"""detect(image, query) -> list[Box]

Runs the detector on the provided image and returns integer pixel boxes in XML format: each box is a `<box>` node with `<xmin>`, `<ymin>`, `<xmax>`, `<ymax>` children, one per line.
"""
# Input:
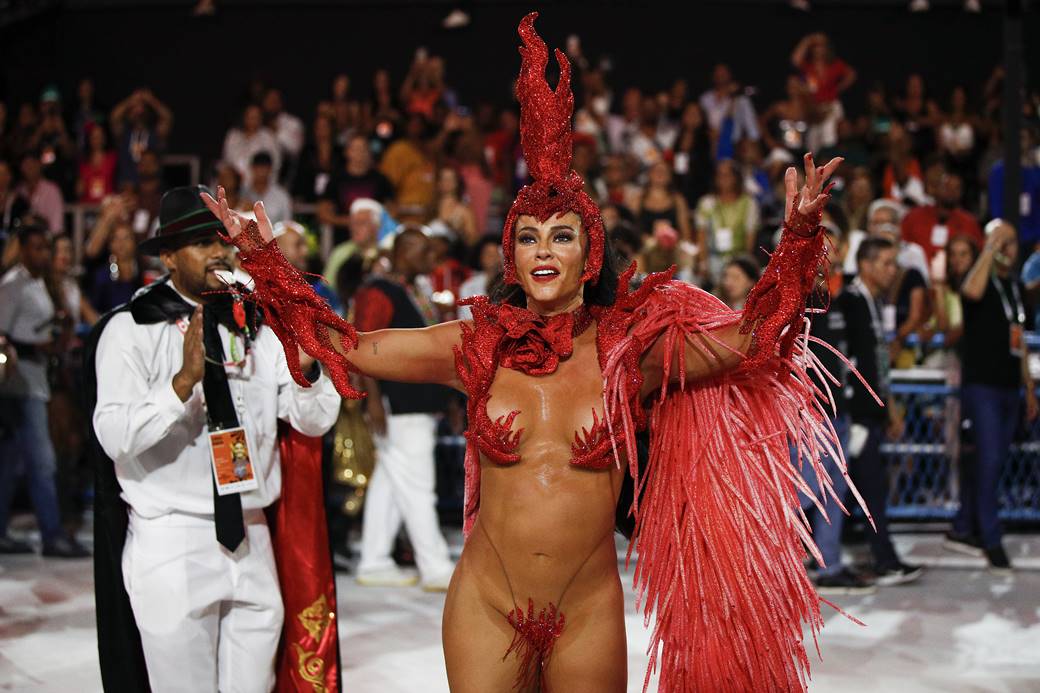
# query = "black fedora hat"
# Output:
<box><xmin>139</xmin><ymin>184</ymin><xmax>225</xmax><ymax>255</ymax></box>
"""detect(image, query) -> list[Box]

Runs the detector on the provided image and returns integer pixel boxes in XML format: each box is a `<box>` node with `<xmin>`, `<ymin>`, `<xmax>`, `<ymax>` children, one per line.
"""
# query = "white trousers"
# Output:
<box><xmin>358</xmin><ymin>412</ymin><xmax>453</xmax><ymax>579</ymax></box>
<box><xmin>122</xmin><ymin>509</ymin><xmax>283</xmax><ymax>693</ymax></box>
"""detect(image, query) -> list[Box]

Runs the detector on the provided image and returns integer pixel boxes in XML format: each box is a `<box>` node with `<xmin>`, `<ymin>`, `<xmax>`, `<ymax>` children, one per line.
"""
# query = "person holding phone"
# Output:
<box><xmin>949</xmin><ymin>219</ymin><xmax>1038</xmax><ymax>573</ymax></box>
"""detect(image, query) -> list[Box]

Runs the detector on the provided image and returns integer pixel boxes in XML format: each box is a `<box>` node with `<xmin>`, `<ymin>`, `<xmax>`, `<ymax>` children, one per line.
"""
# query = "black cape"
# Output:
<box><xmin>85</xmin><ymin>279</ymin><xmax>258</xmax><ymax>692</ymax></box>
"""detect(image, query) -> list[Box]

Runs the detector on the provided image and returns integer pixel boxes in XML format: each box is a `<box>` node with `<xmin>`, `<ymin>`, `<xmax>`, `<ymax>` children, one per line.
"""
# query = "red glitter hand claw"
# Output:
<box><xmin>230</xmin><ymin>221</ymin><xmax>364</xmax><ymax>400</ymax></box>
<box><xmin>741</xmin><ymin>192</ymin><xmax>827</xmax><ymax>370</ymax></box>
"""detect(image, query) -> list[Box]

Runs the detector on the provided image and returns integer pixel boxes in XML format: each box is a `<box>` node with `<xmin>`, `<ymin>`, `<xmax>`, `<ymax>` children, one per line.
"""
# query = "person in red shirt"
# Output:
<box><xmin>425</xmin><ymin>220</ymin><xmax>471</xmax><ymax>319</ymax></box>
<box><xmin>78</xmin><ymin>124</ymin><xmax>116</xmax><ymax>204</ymax></box>
<box><xmin>791</xmin><ymin>33</ymin><xmax>856</xmax><ymax>106</ymax></box>
<box><xmin>901</xmin><ymin>172</ymin><xmax>983</xmax><ymax>261</ymax></box>
<box><xmin>484</xmin><ymin>108</ymin><xmax>521</xmax><ymax>193</ymax></box>
<box><xmin>791</xmin><ymin>32</ymin><xmax>856</xmax><ymax>151</ymax></box>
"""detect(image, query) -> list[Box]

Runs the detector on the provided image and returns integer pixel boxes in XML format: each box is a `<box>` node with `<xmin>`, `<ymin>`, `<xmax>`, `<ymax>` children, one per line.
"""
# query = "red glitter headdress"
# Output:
<box><xmin>502</xmin><ymin>12</ymin><xmax>605</xmax><ymax>285</ymax></box>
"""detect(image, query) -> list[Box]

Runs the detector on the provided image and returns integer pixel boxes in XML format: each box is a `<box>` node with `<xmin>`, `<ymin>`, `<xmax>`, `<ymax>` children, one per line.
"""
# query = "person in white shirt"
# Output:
<box><xmin>242</xmin><ymin>151</ymin><xmax>292</xmax><ymax>225</ymax></box>
<box><xmin>0</xmin><ymin>224</ymin><xmax>89</xmax><ymax>558</ymax></box>
<box><xmin>261</xmin><ymin>88</ymin><xmax>305</xmax><ymax>161</ymax></box>
<box><xmin>222</xmin><ymin>104</ymin><xmax>282</xmax><ymax>189</ymax></box>
<box><xmin>91</xmin><ymin>186</ymin><xmax>339</xmax><ymax>693</ymax></box>
<box><xmin>698</xmin><ymin>64</ymin><xmax>761</xmax><ymax>149</ymax></box>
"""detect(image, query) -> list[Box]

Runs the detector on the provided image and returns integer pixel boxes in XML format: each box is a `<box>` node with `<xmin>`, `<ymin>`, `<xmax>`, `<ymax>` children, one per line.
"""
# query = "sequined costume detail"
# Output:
<box><xmin>504</xmin><ymin>599</ymin><xmax>566</xmax><ymax>691</ymax></box>
<box><xmin>227</xmin><ymin>220</ymin><xmax>364</xmax><ymax>400</ymax></box>
<box><xmin>501</xmin><ymin>13</ymin><xmax>605</xmax><ymax>285</ymax></box>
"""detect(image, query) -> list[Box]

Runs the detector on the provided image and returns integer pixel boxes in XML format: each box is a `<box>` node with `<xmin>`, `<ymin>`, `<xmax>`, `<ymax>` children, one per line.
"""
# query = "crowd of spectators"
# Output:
<box><xmin>2</xmin><ymin>31</ymin><xmax>1040</xmax><ymax>572</ymax></box>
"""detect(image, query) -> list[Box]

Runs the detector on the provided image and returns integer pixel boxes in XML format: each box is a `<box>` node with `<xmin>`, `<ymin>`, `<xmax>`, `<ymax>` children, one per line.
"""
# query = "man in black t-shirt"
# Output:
<box><xmin>317</xmin><ymin>133</ymin><xmax>394</xmax><ymax>240</ymax></box>
<box><xmin>838</xmin><ymin>237</ymin><xmax>923</xmax><ymax>586</ymax></box>
<box><xmin>948</xmin><ymin>220</ymin><xmax>1038</xmax><ymax>573</ymax></box>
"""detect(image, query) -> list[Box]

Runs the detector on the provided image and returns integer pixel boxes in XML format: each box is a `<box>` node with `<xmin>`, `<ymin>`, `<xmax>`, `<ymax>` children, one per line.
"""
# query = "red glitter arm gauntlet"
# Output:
<box><xmin>230</xmin><ymin>221</ymin><xmax>364</xmax><ymax>399</ymax></box>
<box><xmin>739</xmin><ymin>195</ymin><xmax>828</xmax><ymax>372</ymax></box>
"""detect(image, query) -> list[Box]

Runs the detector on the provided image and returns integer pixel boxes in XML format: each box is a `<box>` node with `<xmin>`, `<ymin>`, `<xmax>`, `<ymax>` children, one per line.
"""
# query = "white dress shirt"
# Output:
<box><xmin>272</xmin><ymin>112</ymin><xmax>305</xmax><ymax>158</ymax></box>
<box><xmin>0</xmin><ymin>264</ymin><xmax>55</xmax><ymax>400</ymax></box>
<box><xmin>92</xmin><ymin>283</ymin><xmax>341</xmax><ymax>518</ymax></box>
<box><xmin>222</xmin><ymin>128</ymin><xmax>283</xmax><ymax>189</ymax></box>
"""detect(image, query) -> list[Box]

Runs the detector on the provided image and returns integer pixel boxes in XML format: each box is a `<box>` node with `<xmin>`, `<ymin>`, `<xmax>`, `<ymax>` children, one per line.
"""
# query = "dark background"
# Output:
<box><xmin>1</xmin><ymin>1</ymin><xmax>1035</xmax><ymax>165</ymax></box>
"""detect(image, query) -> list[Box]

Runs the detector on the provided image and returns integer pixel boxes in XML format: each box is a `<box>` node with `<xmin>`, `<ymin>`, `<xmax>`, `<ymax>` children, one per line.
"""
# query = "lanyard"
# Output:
<box><xmin>992</xmin><ymin>275</ymin><xmax>1025</xmax><ymax>325</ymax></box>
<box><xmin>852</xmin><ymin>277</ymin><xmax>883</xmax><ymax>337</ymax></box>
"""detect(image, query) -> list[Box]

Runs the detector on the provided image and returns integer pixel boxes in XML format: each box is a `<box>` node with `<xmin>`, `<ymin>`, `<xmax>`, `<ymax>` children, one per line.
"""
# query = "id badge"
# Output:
<box><xmin>209</xmin><ymin>426</ymin><xmax>259</xmax><ymax>495</ymax></box>
<box><xmin>715</xmin><ymin>227</ymin><xmax>734</xmax><ymax>253</ymax></box>
<box><xmin>1021</xmin><ymin>192</ymin><xmax>1032</xmax><ymax>218</ymax></box>
<box><xmin>849</xmin><ymin>423</ymin><xmax>869</xmax><ymax>458</ymax></box>
<box><xmin>133</xmin><ymin>208</ymin><xmax>150</xmax><ymax>234</ymax></box>
<box><xmin>1010</xmin><ymin>324</ymin><xmax>1025</xmax><ymax>359</ymax></box>
<box><xmin>930</xmin><ymin>224</ymin><xmax>949</xmax><ymax>248</ymax></box>
<box><xmin>674</xmin><ymin>152</ymin><xmax>690</xmax><ymax>175</ymax></box>
<box><xmin>882</xmin><ymin>305</ymin><xmax>897</xmax><ymax>334</ymax></box>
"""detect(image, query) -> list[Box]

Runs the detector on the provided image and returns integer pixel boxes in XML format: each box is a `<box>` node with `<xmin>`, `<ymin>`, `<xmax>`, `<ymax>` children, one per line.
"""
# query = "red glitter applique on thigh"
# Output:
<box><xmin>504</xmin><ymin>598</ymin><xmax>565</xmax><ymax>691</ymax></box>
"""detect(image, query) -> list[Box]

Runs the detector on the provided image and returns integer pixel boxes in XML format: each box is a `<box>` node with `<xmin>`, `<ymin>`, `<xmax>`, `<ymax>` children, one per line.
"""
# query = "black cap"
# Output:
<box><xmin>250</xmin><ymin>150</ymin><xmax>274</xmax><ymax>168</ymax></box>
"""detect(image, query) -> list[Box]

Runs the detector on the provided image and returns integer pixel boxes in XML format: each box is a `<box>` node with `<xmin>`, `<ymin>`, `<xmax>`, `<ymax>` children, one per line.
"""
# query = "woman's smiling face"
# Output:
<box><xmin>513</xmin><ymin>211</ymin><xmax>587</xmax><ymax>315</ymax></box>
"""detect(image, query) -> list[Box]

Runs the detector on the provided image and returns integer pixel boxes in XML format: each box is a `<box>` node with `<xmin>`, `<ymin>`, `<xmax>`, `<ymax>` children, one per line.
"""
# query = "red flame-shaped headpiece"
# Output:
<box><xmin>501</xmin><ymin>12</ymin><xmax>605</xmax><ymax>285</ymax></box>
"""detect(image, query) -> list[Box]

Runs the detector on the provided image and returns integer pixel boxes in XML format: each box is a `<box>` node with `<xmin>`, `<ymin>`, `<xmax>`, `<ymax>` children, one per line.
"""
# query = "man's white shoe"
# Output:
<box><xmin>356</xmin><ymin>566</ymin><xmax>420</xmax><ymax>587</ymax></box>
<box><xmin>421</xmin><ymin>570</ymin><xmax>454</xmax><ymax>593</ymax></box>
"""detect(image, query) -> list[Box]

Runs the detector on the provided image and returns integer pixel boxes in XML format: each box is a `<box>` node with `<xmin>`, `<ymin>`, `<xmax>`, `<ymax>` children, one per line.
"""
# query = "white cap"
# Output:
<box><xmin>765</xmin><ymin>148</ymin><xmax>795</xmax><ymax>167</ymax></box>
<box><xmin>985</xmin><ymin>217</ymin><xmax>1008</xmax><ymax>236</ymax></box>
<box><xmin>349</xmin><ymin>197</ymin><xmax>384</xmax><ymax>218</ymax></box>
<box><xmin>425</xmin><ymin>219</ymin><xmax>457</xmax><ymax>243</ymax></box>
<box><xmin>272</xmin><ymin>220</ymin><xmax>306</xmax><ymax>239</ymax></box>
<box><xmin>867</xmin><ymin>198</ymin><xmax>907</xmax><ymax>224</ymax></box>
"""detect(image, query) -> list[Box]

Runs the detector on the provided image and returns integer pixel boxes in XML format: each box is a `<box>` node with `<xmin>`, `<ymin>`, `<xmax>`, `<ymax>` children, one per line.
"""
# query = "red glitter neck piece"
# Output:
<box><xmin>504</xmin><ymin>598</ymin><xmax>565</xmax><ymax>691</ymax></box>
<box><xmin>501</xmin><ymin>12</ymin><xmax>605</xmax><ymax>287</ymax></box>
<box><xmin>497</xmin><ymin>303</ymin><xmax>592</xmax><ymax>376</ymax></box>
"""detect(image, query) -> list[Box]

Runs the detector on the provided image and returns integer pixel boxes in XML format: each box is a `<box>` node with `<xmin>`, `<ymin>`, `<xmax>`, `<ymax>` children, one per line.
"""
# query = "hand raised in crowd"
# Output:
<box><xmin>784</xmin><ymin>153</ymin><xmax>843</xmax><ymax>225</ymax></box>
<box><xmin>985</xmin><ymin>222</ymin><xmax>1016</xmax><ymax>254</ymax></box>
<box><xmin>201</xmin><ymin>185</ymin><xmax>275</xmax><ymax>246</ymax></box>
<box><xmin>173</xmin><ymin>306</ymin><xmax>205</xmax><ymax>402</ymax></box>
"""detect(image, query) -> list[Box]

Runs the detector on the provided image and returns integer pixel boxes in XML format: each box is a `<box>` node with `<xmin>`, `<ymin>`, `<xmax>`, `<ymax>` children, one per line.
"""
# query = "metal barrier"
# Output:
<box><xmin>883</xmin><ymin>368</ymin><xmax>1040</xmax><ymax>522</ymax></box>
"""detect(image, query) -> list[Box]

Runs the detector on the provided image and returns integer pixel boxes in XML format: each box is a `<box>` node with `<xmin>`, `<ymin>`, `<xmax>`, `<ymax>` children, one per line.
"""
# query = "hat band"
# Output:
<box><xmin>160</xmin><ymin>211</ymin><xmax>223</xmax><ymax>236</ymax></box>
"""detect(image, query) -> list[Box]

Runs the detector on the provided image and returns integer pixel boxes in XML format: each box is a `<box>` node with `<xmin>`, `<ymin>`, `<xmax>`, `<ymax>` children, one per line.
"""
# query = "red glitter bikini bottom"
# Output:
<box><xmin>504</xmin><ymin>598</ymin><xmax>566</xmax><ymax>691</ymax></box>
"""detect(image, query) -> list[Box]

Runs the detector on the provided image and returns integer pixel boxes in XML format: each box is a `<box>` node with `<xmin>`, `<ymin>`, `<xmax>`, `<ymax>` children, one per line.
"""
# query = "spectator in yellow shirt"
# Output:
<box><xmin>380</xmin><ymin>113</ymin><xmax>435</xmax><ymax>221</ymax></box>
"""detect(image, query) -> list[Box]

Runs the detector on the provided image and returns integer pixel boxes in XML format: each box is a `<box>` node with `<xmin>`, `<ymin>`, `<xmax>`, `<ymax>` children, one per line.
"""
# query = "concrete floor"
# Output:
<box><xmin>1</xmin><ymin>530</ymin><xmax>1038</xmax><ymax>692</ymax></box>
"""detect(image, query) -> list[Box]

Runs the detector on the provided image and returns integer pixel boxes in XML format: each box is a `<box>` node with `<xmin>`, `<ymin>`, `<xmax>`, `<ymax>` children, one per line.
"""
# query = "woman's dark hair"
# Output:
<box><xmin>488</xmin><ymin>227</ymin><xmax>620</xmax><ymax>309</ymax></box>
<box><xmin>335</xmin><ymin>253</ymin><xmax>368</xmax><ymax>305</ymax></box>
<box><xmin>439</xmin><ymin>165</ymin><xmax>466</xmax><ymax>199</ymax></box>
<box><xmin>725</xmin><ymin>254</ymin><xmax>761</xmax><ymax>284</ymax></box>
<box><xmin>946</xmin><ymin>233</ymin><xmax>980</xmax><ymax>290</ymax></box>
<box><xmin>467</xmin><ymin>232</ymin><xmax>501</xmax><ymax>271</ymax></box>
<box><xmin>713</xmin><ymin>158</ymin><xmax>744</xmax><ymax>196</ymax></box>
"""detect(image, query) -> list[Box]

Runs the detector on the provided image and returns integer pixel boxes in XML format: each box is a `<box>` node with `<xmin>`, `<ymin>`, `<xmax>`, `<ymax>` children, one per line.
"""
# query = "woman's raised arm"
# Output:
<box><xmin>201</xmin><ymin>187</ymin><xmax>464</xmax><ymax>396</ymax></box>
<box><xmin>640</xmin><ymin>153</ymin><xmax>841</xmax><ymax>398</ymax></box>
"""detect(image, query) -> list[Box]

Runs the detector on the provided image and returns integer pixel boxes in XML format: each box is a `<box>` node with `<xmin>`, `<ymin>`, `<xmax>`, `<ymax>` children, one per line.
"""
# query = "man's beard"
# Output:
<box><xmin>183</xmin><ymin>262</ymin><xmax>232</xmax><ymax>300</ymax></box>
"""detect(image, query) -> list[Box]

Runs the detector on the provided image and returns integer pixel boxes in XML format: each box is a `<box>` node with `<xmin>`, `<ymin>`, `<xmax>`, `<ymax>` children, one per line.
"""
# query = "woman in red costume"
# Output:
<box><xmin>204</xmin><ymin>13</ymin><xmax>865</xmax><ymax>692</ymax></box>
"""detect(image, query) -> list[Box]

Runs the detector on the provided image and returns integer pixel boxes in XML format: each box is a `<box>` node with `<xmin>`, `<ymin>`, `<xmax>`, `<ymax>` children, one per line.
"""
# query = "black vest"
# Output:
<box><xmin>367</xmin><ymin>277</ymin><xmax>449</xmax><ymax>415</ymax></box>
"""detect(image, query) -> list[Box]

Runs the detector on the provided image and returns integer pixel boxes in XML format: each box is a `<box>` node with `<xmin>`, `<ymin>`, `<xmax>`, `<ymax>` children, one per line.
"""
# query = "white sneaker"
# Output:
<box><xmin>357</xmin><ymin>566</ymin><xmax>420</xmax><ymax>587</ymax></box>
<box><xmin>420</xmin><ymin>570</ymin><xmax>455</xmax><ymax>593</ymax></box>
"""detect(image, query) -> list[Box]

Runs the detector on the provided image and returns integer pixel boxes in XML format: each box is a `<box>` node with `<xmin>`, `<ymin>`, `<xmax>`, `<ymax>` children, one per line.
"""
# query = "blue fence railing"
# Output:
<box><xmin>881</xmin><ymin>371</ymin><xmax>1040</xmax><ymax>522</ymax></box>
